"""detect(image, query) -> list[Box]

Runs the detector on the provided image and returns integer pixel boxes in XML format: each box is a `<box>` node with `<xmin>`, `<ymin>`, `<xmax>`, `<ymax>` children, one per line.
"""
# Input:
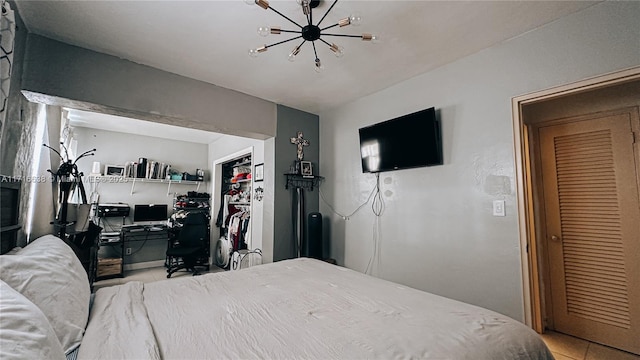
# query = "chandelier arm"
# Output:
<box><xmin>321</xmin><ymin>33</ymin><xmax>364</xmax><ymax>38</ymax></box>
<box><xmin>265</xmin><ymin>35</ymin><xmax>303</xmax><ymax>49</ymax></box>
<box><xmin>280</xmin><ymin>29</ymin><xmax>303</xmax><ymax>34</ymax></box>
<box><xmin>316</xmin><ymin>0</ymin><xmax>339</xmax><ymax>27</ymax></box>
<box><xmin>268</xmin><ymin>6</ymin><xmax>304</xmax><ymax>29</ymax></box>
<box><xmin>318</xmin><ymin>38</ymin><xmax>332</xmax><ymax>47</ymax></box>
<box><xmin>292</xmin><ymin>39</ymin><xmax>307</xmax><ymax>56</ymax></box>
<box><xmin>312</xmin><ymin>41</ymin><xmax>319</xmax><ymax>59</ymax></box>
<box><xmin>320</xmin><ymin>23</ymin><xmax>339</xmax><ymax>32</ymax></box>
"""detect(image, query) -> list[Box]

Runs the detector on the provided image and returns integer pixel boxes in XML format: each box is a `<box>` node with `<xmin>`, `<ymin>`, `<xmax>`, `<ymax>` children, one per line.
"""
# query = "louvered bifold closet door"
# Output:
<box><xmin>539</xmin><ymin>108</ymin><xmax>640</xmax><ymax>355</ymax></box>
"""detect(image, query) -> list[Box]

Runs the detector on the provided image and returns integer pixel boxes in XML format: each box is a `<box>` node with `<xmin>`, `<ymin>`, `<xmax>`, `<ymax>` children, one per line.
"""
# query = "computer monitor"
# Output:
<box><xmin>133</xmin><ymin>204</ymin><xmax>168</xmax><ymax>225</ymax></box>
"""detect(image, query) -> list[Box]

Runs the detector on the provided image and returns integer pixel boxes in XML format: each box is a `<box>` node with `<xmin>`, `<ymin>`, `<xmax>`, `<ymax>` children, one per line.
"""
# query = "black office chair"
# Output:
<box><xmin>166</xmin><ymin>212</ymin><xmax>208</xmax><ymax>278</ymax></box>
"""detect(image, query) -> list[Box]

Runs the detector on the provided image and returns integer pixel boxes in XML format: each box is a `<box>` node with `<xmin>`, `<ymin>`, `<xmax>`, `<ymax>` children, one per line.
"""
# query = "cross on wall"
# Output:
<box><xmin>290</xmin><ymin>131</ymin><xmax>309</xmax><ymax>161</ymax></box>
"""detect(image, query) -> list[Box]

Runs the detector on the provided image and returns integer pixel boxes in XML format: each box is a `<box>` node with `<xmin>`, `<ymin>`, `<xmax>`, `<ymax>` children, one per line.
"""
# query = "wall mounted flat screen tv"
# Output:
<box><xmin>133</xmin><ymin>204</ymin><xmax>168</xmax><ymax>223</ymax></box>
<box><xmin>359</xmin><ymin>107</ymin><xmax>442</xmax><ymax>173</ymax></box>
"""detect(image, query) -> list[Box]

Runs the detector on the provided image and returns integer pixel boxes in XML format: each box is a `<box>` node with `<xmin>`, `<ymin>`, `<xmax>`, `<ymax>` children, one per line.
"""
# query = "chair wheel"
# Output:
<box><xmin>167</xmin><ymin>274</ymin><xmax>171</xmax><ymax>278</ymax></box>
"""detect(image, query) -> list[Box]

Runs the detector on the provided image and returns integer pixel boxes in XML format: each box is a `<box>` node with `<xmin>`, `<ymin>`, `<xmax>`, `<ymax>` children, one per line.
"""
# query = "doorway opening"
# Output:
<box><xmin>512</xmin><ymin>67</ymin><xmax>640</xmax><ymax>354</ymax></box>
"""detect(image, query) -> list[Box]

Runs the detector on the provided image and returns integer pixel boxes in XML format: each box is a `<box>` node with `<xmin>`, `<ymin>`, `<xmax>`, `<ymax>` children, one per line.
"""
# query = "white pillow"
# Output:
<box><xmin>0</xmin><ymin>235</ymin><xmax>90</xmax><ymax>354</ymax></box>
<box><xmin>0</xmin><ymin>279</ymin><xmax>66</xmax><ymax>360</ymax></box>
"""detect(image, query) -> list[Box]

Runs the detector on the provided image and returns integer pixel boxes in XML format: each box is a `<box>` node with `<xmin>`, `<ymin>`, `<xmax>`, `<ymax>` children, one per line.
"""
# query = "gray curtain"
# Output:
<box><xmin>0</xmin><ymin>0</ymin><xmax>16</xmax><ymax>143</ymax></box>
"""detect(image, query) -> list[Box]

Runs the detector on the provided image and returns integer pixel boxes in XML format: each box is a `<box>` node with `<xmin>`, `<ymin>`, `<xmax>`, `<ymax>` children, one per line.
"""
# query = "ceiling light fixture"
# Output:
<box><xmin>246</xmin><ymin>0</ymin><xmax>378</xmax><ymax>72</ymax></box>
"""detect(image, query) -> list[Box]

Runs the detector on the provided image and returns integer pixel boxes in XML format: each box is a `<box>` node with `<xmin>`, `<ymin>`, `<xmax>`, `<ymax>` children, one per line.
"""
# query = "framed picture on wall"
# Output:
<box><xmin>254</xmin><ymin>163</ymin><xmax>264</xmax><ymax>182</ymax></box>
<box><xmin>104</xmin><ymin>165</ymin><xmax>125</xmax><ymax>177</ymax></box>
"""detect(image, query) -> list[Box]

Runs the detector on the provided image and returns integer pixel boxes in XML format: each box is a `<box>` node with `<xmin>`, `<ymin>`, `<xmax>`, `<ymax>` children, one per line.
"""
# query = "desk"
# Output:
<box><xmin>97</xmin><ymin>232</ymin><xmax>124</xmax><ymax>280</ymax></box>
<box><xmin>96</xmin><ymin>226</ymin><xmax>169</xmax><ymax>280</ymax></box>
<box><xmin>122</xmin><ymin>225</ymin><xmax>169</xmax><ymax>266</ymax></box>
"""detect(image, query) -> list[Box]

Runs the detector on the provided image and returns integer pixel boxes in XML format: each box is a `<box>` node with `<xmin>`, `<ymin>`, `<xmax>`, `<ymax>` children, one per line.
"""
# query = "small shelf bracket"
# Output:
<box><xmin>284</xmin><ymin>174</ymin><xmax>324</xmax><ymax>191</ymax></box>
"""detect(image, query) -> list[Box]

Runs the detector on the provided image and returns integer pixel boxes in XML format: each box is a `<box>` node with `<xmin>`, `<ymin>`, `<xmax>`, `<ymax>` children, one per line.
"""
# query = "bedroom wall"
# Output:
<box><xmin>318</xmin><ymin>1</ymin><xmax>640</xmax><ymax>322</ymax></box>
<box><xmin>20</xmin><ymin>35</ymin><xmax>277</xmax><ymax>140</ymax></box>
<box><xmin>74</xmin><ymin>127</ymin><xmax>208</xmax><ymax>265</ymax></box>
<box><xmin>273</xmin><ymin>105</ymin><xmax>319</xmax><ymax>261</ymax></box>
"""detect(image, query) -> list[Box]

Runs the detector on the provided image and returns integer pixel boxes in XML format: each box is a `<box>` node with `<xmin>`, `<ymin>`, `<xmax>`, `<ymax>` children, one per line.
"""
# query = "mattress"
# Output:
<box><xmin>78</xmin><ymin>258</ymin><xmax>553</xmax><ymax>359</ymax></box>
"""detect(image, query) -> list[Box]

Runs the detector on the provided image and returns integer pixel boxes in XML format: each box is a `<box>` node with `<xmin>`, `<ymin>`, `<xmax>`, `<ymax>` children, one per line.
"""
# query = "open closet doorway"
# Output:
<box><xmin>211</xmin><ymin>147</ymin><xmax>259</xmax><ymax>270</ymax></box>
<box><xmin>513</xmin><ymin>68</ymin><xmax>640</xmax><ymax>355</ymax></box>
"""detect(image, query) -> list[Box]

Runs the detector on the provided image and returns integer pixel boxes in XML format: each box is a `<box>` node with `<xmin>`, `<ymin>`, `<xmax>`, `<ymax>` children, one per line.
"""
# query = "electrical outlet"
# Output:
<box><xmin>125</xmin><ymin>247</ymin><xmax>132</xmax><ymax>255</ymax></box>
<box><xmin>493</xmin><ymin>200</ymin><xmax>506</xmax><ymax>217</ymax></box>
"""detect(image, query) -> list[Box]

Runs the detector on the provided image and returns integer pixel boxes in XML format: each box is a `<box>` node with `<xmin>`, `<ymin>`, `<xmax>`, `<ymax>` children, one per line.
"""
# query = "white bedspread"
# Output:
<box><xmin>79</xmin><ymin>258</ymin><xmax>553</xmax><ymax>359</ymax></box>
<box><xmin>77</xmin><ymin>282</ymin><xmax>160</xmax><ymax>360</ymax></box>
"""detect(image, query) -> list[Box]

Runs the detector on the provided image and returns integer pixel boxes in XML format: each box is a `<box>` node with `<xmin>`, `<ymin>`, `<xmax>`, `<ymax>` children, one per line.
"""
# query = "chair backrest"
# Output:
<box><xmin>177</xmin><ymin>212</ymin><xmax>208</xmax><ymax>248</ymax></box>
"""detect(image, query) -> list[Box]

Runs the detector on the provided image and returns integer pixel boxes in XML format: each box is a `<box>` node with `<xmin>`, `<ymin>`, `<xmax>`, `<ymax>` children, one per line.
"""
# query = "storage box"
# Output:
<box><xmin>97</xmin><ymin>258</ymin><xmax>122</xmax><ymax>277</ymax></box>
<box><xmin>183</xmin><ymin>173</ymin><xmax>200</xmax><ymax>181</ymax></box>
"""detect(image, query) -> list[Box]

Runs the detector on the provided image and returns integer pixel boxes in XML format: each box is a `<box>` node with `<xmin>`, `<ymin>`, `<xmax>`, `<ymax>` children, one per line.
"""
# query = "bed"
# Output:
<box><xmin>1</xmin><ymin>234</ymin><xmax>553</xmax><ymax>360</ymax></box>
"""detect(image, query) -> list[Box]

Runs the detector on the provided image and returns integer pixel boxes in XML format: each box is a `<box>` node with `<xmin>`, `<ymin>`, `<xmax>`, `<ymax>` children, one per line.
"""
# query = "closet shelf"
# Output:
<box><xmin>284</xmin><ymin>174</ymin><xmax>324</xmax><ymax>191</ymax></box>
<box><xmin>232</xmin><ymin>160</ymin><xmax>252</xmax><ymax>167</ymax></box>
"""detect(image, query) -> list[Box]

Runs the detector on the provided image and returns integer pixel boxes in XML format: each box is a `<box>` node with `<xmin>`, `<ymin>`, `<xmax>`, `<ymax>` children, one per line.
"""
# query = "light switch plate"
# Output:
<box><xmin>493</xmin><ymin>200</ymin><xmax>506</xmax><ymax>217</ymax></box>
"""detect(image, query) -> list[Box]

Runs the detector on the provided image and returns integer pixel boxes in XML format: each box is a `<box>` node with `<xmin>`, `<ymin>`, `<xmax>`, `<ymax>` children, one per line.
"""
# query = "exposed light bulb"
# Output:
<box><xmin>257</xmin><ymin>26</ymin><xmax>270</xmax><ymax>37</ymax></box>
<box><xmin>361</xmin><ymin>33</ymin><xmax>379</xmax><ymax>43</ymax></box>
<box><xmin>302</xmin><ymin>1</ymin><xmax>310</xmax><ymax>15</ymax></box>
<box><xmin>289</xmin><ymin>44</ymin><xmax>302</xmax><ymax>62</ymax></box>
<box><xmin>314</xmin><ymin>58</ymin><xmax>324</xmax><ymax>73</ymax></box>
<box><xmin>349</xmin><ymin>13</ymin><xmax>362</xmax><ymax>26</ymax></box>
<box><xmin>338</xmin><ymin>17</ymin><xmax>350</xmax><ymax>27</ymax></box>
<box><xmin>244</xmin><ymin>0</ymin><xmax>255</xmax><ymax>5</ymax></box>
<box><xmin>248</xmin><ymin>46</ymin><xmax>267</xmax><ymax>57</ymax></box>
<box><xmin>330</xmin><ymin>43</ymin><xmax>344</xmax><ymax>58</ymax></box>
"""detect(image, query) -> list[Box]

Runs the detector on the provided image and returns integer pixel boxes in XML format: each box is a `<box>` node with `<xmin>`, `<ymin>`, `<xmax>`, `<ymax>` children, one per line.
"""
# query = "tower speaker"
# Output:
<box><xmin>304</xmin><ymin>212</ymin><xmax>323</xmax><ymax>259</ymax></box>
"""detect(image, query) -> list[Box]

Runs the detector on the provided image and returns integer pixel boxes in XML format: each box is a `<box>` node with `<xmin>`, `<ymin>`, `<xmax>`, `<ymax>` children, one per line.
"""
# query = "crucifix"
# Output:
<box><xmin>290</xmin><ymin>131</ymin><xmax>310</xmax><ymax>161</ymax></box>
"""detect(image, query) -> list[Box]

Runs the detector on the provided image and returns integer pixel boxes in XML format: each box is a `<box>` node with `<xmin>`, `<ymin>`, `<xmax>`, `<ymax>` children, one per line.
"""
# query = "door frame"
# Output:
<box><xmin>511</xmin><ymin>66</ymin><xmax>640</xmax><ymax>332</ymax></box>
<box><xmin>211</xmin><ymin>147</ymin><xmax>254</xmax><ymax>253</ymax></box>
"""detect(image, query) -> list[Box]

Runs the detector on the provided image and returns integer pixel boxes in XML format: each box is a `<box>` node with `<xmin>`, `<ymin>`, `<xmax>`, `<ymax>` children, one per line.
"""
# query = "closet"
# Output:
<box><xmin>212</xmin><ymin>149</ymin><xmax>253</xmax><ymax>269</ymax></box>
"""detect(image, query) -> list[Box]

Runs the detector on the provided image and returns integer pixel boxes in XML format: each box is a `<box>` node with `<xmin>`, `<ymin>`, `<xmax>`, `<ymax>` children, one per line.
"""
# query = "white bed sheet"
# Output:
<box><xmin>79</xmin><ymin>258</ymin><xmax>553</xmax><ymax>360</ymax></box>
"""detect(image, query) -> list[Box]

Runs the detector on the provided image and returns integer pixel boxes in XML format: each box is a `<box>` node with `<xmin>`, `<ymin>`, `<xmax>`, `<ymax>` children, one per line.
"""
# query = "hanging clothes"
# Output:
<box><xmin>226</xmin><ymin>209</ymin><xmax>250</xmax><ymax>251</ymax></box>
<box><xmin>216</xmin><ymin>189</ymin><xmax>240</xmax><ymax>228</ymax></box>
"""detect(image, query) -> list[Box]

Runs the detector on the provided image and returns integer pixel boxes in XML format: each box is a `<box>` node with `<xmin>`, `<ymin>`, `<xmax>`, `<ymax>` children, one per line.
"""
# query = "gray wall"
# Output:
<box><xmin>273</xmin><ymin>105</ymin><xmax>319</xmax><ymax>261</ymax></box>
<box><xmin>318</xmin><ymin>1</ymin><xmax>640</xmax><ymax>322</ymax></box>
<box><xmin>21</xmin><ymin>35</ymin><xmax>277</xmax><ymax>140</ymax></box>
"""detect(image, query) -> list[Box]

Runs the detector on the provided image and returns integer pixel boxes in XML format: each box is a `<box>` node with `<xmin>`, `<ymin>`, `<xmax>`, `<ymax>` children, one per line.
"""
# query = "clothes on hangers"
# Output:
<box><xmin>215</xmin><ymin>189</ymin><xmax>240</xmax><ymax>228</ymax></box>
<box><xmin>227</xmin><ymin>210</ymin><xmax>250</xmax><ymax>251</ymax></box>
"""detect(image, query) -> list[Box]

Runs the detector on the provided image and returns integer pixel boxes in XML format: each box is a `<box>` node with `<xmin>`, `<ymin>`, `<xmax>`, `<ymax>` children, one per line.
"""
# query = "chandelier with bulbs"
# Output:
<box><xmin>246</xmin><ymin>0</ymin><xmax>378</xmax><ymax>72</ymax></box>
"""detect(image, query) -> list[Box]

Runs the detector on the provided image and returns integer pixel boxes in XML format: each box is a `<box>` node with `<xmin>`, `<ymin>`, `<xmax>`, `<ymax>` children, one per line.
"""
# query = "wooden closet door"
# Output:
<box><xmin>538</xmin><ymin>108</ymin><xmax>640</xmax><ymax>355</ymax></box>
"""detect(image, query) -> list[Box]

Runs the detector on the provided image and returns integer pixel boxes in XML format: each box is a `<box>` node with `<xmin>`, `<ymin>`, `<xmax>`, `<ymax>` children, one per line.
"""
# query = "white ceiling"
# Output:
<box><xmin>15</xmin><ymin>0</ymin><xmax>598</xmax><ymax>137</ymax></box>
<box><xmin>66</xmin><ymin>108</ymin><xmax>225</xmax><ymax>144</ymax></box>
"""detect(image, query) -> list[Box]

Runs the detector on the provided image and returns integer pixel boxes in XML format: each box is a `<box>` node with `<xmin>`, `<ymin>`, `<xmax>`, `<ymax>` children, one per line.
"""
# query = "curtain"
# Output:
<box><xmin>0</xmin><ymin>0</ymin><xmax>16</xmax><ymax>135</ymax></box>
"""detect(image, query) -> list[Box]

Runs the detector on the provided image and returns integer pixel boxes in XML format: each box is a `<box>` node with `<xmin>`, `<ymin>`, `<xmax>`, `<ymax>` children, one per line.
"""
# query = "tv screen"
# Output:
<box><xmin>359</xmin><ymin>107</ymin><xmax>442</xmax><ymax>173</ymax></box>
<box><xmin>133</xmin><ymin>204</ymin><xmax>168</xmax><ymax>223</ymax></box>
